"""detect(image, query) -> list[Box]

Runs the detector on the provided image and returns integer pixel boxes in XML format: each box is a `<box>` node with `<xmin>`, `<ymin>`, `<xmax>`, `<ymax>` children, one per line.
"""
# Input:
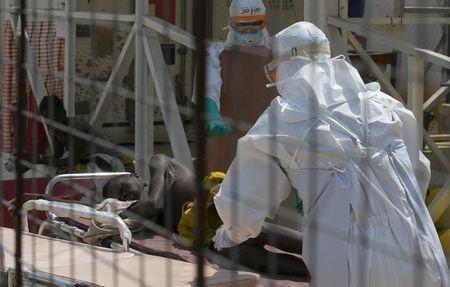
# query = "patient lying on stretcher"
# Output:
<box><xmin>16</xmin><ymin>154</ymin><xmax>309</xmax><ymax>277</ymax></box>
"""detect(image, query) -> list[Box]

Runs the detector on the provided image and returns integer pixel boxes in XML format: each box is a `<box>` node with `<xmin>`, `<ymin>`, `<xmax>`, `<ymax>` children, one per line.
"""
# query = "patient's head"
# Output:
<box><xmin>39</xmin><ymin>95</ymin><xmax>67</xmax><ymax>124</ymax></box>
<box><xmin>103</xmin><ymin>174</ymin><xmax>145</xmax><ymax>201</ymax></box>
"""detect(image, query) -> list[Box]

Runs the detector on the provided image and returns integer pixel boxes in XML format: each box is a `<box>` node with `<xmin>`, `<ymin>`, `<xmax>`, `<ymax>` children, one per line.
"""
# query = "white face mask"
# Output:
<box><xmin>232</xmin><ymin>30</ymin><xmax>263</xmax><ymax>46</ymax></box>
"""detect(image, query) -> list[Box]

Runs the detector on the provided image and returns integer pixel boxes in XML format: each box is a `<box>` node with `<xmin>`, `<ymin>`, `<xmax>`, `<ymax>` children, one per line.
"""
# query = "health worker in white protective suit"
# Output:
<box><xmin>204</xmin><ymin>0</ymin><xmax>270</xmax><ymax>139</ymax></box>
<box><xmin>212</xmin><ymin>22</ymin><xmax>449</xmax><ymax>287</ymax></box>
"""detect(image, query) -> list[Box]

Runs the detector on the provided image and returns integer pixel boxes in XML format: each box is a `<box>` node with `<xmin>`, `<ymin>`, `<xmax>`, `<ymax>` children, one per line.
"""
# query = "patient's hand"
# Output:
<box><xmin>120</xmin><ymin>200</ymin><xmax>159</xmax><ymax>223</ymax></box>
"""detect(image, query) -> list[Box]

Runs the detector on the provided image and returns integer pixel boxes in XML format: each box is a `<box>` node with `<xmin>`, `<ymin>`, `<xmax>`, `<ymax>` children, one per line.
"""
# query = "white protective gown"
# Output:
<box><xmin>214</xmin><ymin>57</ymin><xmax>449</xmax><ymax>287</ymax></box>
<box><xmin>204</xmin><ymin>29</ymin><xmax>269</xmax><ymax>109</ymax></box>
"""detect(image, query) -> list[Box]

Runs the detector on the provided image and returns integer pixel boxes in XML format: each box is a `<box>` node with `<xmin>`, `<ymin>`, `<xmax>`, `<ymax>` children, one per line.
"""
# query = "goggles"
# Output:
<box><xmin>230</xmin><ymin>15</ymin><xmax>266</xmax><ymax>34</ymax></box>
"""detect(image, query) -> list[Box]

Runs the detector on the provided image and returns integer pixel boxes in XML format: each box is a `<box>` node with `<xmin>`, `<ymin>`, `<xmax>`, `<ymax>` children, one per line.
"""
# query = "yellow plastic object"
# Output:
<box><xmin>177</xmin><ymin>172</ymin><xmax>225</xmax><ymax>245</ymax></box>
<box><xmin>427</xmin><ymin>186</ymin><xmax>450</xmax><ymax>224</ymax></box>
<box><xmin>439</xmin><ymin>229</ymin><xmax>450</xmax><ymax>255</ymax></box>
<box><xmin>75</xmin><ymin>164</ymin><xmax>87</xmax><ymax>173</ymax></box>
<box><xmin>121</xmin><ymin>155</ymin><xmax>134</xmax><ymax>166</ymax></box>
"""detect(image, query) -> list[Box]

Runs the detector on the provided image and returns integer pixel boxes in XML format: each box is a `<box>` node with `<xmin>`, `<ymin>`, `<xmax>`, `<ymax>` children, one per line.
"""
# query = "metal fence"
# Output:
<box><xmin>0</xmin><ymin>0</ymin><xmax>449</xmax><ymax>286</ymax></box>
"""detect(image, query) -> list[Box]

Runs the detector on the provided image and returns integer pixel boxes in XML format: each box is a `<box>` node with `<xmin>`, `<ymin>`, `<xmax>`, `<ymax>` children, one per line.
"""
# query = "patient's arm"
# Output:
<box><xmin>214</xmin><ymin>222</ymin><xmax>307</xmax><ymax>277</ymax></box>
<box><xmin>124</xmin><ymin>154</ymin><xmax>196</xmax><ymax>230</ymax></box>
<box><xmin>259</xmin><ymin>222</ymin><xmax>303</xmax><ymax>254</ymax></box>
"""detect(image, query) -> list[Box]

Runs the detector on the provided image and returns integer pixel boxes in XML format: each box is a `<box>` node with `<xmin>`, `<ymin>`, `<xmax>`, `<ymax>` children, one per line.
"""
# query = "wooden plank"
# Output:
<box><xmin>89</xmin><ymin>24</ymin><xmax>136</xmax><ymax>128</ymax></box>
<box><xmin>440</xmin><ymin>103</ymin><xmax>450</xmax><ymax>115</ymax></box>
<box><xmin>424</xmin><ymin>84</ymin><xmax>450</xmax><ymax>112</ymax></box>
<box><xmin>439</xmin><ymin>229</ymin><xmax>450</xmax><ymax>254</ymax></box>
<box><xmin>348</xmin><ymin>32</ymin><xmax>450</xmax><ymax>173</ymax></box>
<box><xmin>0</xmin><ymin>228</ymin><xmax>261</xmax><ymax>287</ymax></box>
<box><xmin>348</xmin><ymin>33</ymin><xmax>404</xmax><ymax>103</ymax></box>
<box><xmin>347</xmin><ymin>17</ymin><xmax>450</xmax><ymax>25</ymax></box>
<box><xmin>338</xmin><ymin>0</ymin><xmax>349</xmax><ymax>44</ymax></box>
<box><xmin>404</xmin><ymin>6</ymin><xmax>450</xmax><ymax>14</ymax></box>
<box><xmin>9</xmin><ymin>8</ymin><xmax>135</xmax><ymax>23</ymax></box>
<box><xmin>428</xmin><ymin>180</ymin><xmax>450</xmax><ymax>223</ymax></box>
<box><xmin>63</xmin><ymin>0</ymin><xmax>76</xmax><ymax>117</ymax></box>
<box><xmin>328</xmin><ymin>26</ymin><xmax>350</xmax><ymax>59</ymax></box>
<box><xmin>142</xmin><ymin>16</ymin><xmax>195</xmax><ymax>50</ymax></box>
<box><xmin>430</xmin><ymin>134</ymin><xmax>450</xmax><ymax>142</ymax></box>
<box><xmin>328</xmin><ymin>16</ymin><xmax>450</xmax><ymax>69</ymax></box>
<box><xmin>407</xmin><ymin>55</ymin><xmax>424</xmax><ymax>147</ymax></box>
<box><xmin>424</xmin><ymin>131</ymin><xmax>450</xmax><ymax>173</ymax></box>
<box><xmin>143</xmin><ymin>29</ymin><xmax>193</xmax><ymax>171</ymax></box>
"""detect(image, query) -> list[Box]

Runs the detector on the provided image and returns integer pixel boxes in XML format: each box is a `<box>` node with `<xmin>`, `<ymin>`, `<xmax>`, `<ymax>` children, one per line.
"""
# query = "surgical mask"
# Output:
<box><xmin>232</xmin><ymin>30</ymin><xmax>264</xmax><ymax>46</ymax></box>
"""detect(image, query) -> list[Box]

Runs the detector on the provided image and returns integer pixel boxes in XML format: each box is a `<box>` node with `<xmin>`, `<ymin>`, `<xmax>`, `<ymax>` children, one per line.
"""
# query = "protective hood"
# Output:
<box><xmin>225</xmin><ymin>0</ymin><xmax>269</xmax><ymax>48</ymax></box>
<box><xmin>272</xmin><ymin>57</ymin><xmax>366</xmax><ymax>122</ymax></box>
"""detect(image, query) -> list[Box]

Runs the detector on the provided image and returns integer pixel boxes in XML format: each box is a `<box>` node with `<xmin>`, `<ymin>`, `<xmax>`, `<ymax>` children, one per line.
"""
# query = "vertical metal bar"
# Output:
<box><xmin>87</xmin><ymin>0</ymin><xmax>98</xmax><ymax>284</ymax></box>
<box><xmin>0</xmin><ymin>0</ymin><xmax>3</xmax><ymax>119</ymax></box>
<box><xmin>304</xmin><ymin>0</ymin><xmax>327</xmax><ymax>32</ymax></box>
<box><xmin>135</xmin><ymin>0</ymin><xmax>150</xmax><ymax>181</ymax></box>
<box><xmin>407</xmin><ymin>55</ymin><xmax>425</xmax><ymax>149</ymax></box>
<box><xmin>0</xmin><ymin>0</ymin><xmax>5</xmax><ymax>281</ymax></box>
<box><xmin>193</xmin><ymin>0</ymin><xmax>208</xmax><ymax>284</ymax></box>
<box><xmin>14</xmin><ymin>0</ymin><xmax>26</xmax><ymax>286</ymax></box>
<box><xmin>447</xmin><ymin>0</ymin><xmax>450</xmax><ymax>103</ymax></box>
<box><xmin>64</xmin><ymin>0</ymin><xmax>76</xmax><ymax>117</ymax></box>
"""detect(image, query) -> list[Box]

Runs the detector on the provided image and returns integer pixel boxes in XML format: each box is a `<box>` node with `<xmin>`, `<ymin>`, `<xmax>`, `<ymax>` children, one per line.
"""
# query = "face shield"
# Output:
<box><xmin>264</xmin><ymin>44</ymin><xmax>331</xmax><ymax>85</ymax></box>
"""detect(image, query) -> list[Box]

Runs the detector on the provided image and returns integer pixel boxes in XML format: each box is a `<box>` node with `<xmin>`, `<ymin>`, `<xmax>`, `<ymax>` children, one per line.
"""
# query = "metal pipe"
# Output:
<box><xmin>134</xmin><ymin>0</ymin><xmax>150</xmax><ymax>181</ymax></box>
<box><xmin>63</xmin><ymin>0</ymin><xmax>76</xmax><ymax>118</ymax></box>
<box><xmin>193</xmin><ymin>0</ymin><xmax>208</xmax><ymax>284</ymax></box>
<box><xmin>44</xmin><ymin>172</ymin><xmax>130</xmax><ymax>219</ymax></box>
<box><xmin>22</xmin><ymin>199</ymin><xmax>132</xmax><ymax>252</ymax></box>
<box><xmin>14</xmin><ymin>0</ymin><xmax>27</xmax><ymax>285</ymax></box>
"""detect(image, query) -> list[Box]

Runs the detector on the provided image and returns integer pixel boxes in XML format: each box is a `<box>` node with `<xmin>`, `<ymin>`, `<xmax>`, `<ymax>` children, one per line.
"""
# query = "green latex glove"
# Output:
<box><xmin>205</xmin><ymin>98</ymin><xmax>231</xmax><ymax>138</ymax></box>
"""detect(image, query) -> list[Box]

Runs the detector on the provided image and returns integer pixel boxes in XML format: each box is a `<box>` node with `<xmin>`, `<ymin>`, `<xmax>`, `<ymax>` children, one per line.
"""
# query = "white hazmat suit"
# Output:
<box><xmin>213</xmin><ymin>22</ymin><xmax>449</xmax><ymax>287</ymax></box>
<box><xmin>205</xmin><ymin>0</ymin><xmax>270</xmax><ymax>113</ymax></box>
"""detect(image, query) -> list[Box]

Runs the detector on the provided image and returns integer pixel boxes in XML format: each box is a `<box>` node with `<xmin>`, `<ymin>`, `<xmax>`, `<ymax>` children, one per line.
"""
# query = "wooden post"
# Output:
<box><xmin>407</xmin><ymin>55</ymin><xmax>424</xmax><ymax>148</ymax></box>
<box><xmin>339</xmin><ymin>0</ymin><xmax>348</xmax><ymax>45</ymax></box>
<box><xmin>89</xmin><ymin>25</ymin><xmax>136</xmax><ymax>128</ymax></box>
<box><xmin>143</xmin><ymin>29</ymin><xmax>193</xmax><ymax>171</ymax></box>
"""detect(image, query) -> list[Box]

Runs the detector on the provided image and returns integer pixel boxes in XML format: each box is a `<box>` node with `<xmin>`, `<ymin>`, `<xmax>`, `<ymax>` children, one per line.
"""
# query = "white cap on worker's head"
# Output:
<box><xmin>270</xmin><ymin>21</ymin><xmax>330</xmax><ymax>61</ymax></box>
<box><xmin>229</xmin><ymin>0</ymin><xmax>266</xmax><ymax>19</ymax></box>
